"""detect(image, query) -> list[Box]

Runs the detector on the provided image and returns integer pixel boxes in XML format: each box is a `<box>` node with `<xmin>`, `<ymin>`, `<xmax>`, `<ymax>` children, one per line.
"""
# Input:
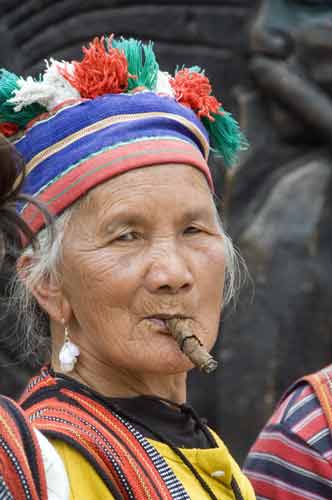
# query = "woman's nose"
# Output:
<box><xmin>249</xmin><ymin>1</ymin><xmax>294</xmax><ymax>59</ymax></box>
<box><xmin>144</xmin><ymin>244</ymin><xmax>194</xmax><ymax>295</ymax></box>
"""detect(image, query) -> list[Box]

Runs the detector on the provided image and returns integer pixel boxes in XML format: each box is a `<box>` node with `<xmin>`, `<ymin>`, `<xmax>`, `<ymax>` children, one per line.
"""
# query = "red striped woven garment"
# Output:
<box><xmin>0</xmin><ymin>396</ymin><xmax>47</xmax><ymax>500</ymax></box>
<box><xmin>244</xmin><ymin>366</ymin><xmax>332</xmax><ymax>500</ymax></box>
<box><xmin>20</xmin><ymin>367</ymin><xmax>190</xmax><ymax>500</ymax></box>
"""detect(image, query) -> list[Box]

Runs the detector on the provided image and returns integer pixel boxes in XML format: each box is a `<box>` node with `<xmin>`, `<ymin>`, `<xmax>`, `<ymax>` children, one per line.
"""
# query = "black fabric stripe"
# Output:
<box><xmin>20</xmin><ymin>385</ymin><xmax>59</xmax><ymax>410</ymax></box>
<box><xmin>231</xmin><ymin>477</ymin><xmax>245</xmax><ymax>500</ymax></box>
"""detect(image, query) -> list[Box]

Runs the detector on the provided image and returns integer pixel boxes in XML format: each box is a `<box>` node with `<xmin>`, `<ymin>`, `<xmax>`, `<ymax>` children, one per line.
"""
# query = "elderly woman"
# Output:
<box><xmin>0</xmin><ymin>36</ymin><xmax>255</xmax><ymax>499</ymax></box>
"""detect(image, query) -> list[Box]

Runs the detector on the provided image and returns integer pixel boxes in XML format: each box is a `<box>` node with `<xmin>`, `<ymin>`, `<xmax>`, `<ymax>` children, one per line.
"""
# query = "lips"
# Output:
<box><xmin>148</xmin><ymin>317</ymin><xmax>168</xmax><ymax>329</ymax></box>
<box><xmin>145</xmin><ymin>314</ymin><xmax>189</xmax><ymax>332</ymax></box>
<box><xmin>146</xmin><ymin>314</ymin><xmax>188</xmax><ymax>320</ymax></box>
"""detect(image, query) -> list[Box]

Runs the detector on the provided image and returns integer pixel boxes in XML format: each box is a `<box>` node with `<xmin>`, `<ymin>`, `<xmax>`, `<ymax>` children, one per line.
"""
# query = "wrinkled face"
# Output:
<box><xmin>250</xmin><ymin>0</ymin><xmax>332</xmax><ymax>138</ymax></box>
<box><xmin>59</xmin><ymin>164</ymin><xmax>226</xmax><ymax>375</ymax></box>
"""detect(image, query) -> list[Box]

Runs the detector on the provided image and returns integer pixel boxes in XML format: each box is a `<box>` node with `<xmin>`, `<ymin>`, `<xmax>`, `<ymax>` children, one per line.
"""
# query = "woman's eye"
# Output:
<box><xmin>116</xmin><ymin>231</ymin><xmax>140</xmax><ymax>242</ymax></box>
<box><xmin>184</xmin><ymin>226</ymin><xmax>201</xmax><ymax>235</ymax></box>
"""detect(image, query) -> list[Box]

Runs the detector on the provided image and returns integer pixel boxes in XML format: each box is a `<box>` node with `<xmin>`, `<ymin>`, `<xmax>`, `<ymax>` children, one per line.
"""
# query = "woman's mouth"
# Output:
<box><xmin>145</xmin><ymin>315</ymin><xmax>188</xmax><ymax>333</ymax></box>
<box><xmin>148</xmin><ymin>317</ymin><xmax>168</xmax><ymax>329</ymax></box>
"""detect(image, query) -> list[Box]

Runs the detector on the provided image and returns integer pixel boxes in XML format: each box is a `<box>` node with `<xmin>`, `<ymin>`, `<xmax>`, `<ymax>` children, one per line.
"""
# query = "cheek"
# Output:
<box><xmin>62</xmin><ymin>250</ymin><xmax>143</xmax><ymax>332</ymax></box>
<box><xmin>65</xmin><ymin>250</ymin><xmax>137</xmax><ymax>299</ymax></box>
<box><xmin>192</xmin><ymin>239</ymin><xmax>226</xmax><ymax>337</ymax></box>
<box><xmin>197</xmin><ymin>238</ymin><xmax>226</xmax><ymax>294</ymax></box>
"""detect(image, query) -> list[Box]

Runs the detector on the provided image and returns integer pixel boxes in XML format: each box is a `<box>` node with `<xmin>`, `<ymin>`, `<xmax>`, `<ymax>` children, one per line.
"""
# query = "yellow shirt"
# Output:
<box><xmin>52</xmin><ymin>432</ymin><xmax>255</xmax><ymax>500</ymax></box>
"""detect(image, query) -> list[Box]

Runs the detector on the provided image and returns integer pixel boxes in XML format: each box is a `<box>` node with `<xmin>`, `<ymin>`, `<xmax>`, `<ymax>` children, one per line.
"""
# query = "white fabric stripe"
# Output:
<box><xmin>285</xmin><ymin>393</ymin><xmax>316</xmax><ymax>419</ymax></box>
<box><xmin>323</xmin><ymin>449</ymin><xmax>332</xmax><ymax>461</ymax></box>
<box><xmin>307</xmin><ymin>428</ymin><xmax>330</xmax><ymax>446</ymax></box>
<box><xmin>292</xmin><ymin>408</ymin><xmax>323</xmax><ymax>433</ymax></box>
<box><xmin>258</xmin><ymin>430</ymin><xmax>328</xmax><ymax>463</ymax></box>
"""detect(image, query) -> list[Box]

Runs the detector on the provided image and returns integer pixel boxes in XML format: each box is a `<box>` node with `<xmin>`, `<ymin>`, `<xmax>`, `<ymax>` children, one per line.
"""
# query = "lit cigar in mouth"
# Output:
<box><xmin>166</xmin><ymin>318</ymin><xmax>218</xmax><ymax>374</ymax></box>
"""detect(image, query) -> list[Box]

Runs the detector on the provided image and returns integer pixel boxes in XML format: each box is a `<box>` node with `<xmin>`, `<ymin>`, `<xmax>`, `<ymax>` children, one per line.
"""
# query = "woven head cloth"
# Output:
<box><xmin>0</xmin><ymin>36</ymin><xmax>247</xmax><ymax>235</ymax></box>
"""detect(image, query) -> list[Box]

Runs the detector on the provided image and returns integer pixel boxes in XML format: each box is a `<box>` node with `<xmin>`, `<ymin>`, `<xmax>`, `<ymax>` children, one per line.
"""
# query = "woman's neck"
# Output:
<box><xmin>52</xmin><ymin>350</ymin><xmax>188</xmax><ymax>404</ymax></box>
<box><xmin>51</xmin><ymin>319</ymin><xmax>189</xmax><ymax>404</ymax></box>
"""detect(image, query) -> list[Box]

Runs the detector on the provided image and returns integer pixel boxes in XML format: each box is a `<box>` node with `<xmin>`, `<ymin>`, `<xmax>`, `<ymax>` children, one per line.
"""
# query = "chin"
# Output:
<box><xmin>146</xmin><ymin>346</ymin><xmax>197</xmax><ymax>375</ymax></box>
<box><xmin>151</xmin><ymin>348</ymin><xmax>196</xmax><ymax>375</ymax></box>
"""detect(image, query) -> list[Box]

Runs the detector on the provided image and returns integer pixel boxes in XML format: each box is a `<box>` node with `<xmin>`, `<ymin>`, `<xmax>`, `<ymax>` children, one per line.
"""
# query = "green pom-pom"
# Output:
<box><xmin>202</xmin><ymin>108</ymin><xmax>248</xmax><ymax>167</ymax></box>
<box><xmin>0</xmin><ymin>69</ymin><xmax>19</xmax><ymax>101</ymax></box>
<box><xmin>112</xmin><ymin>37</ymin><xmax>159</xmax><ymax>91</ymax></box>
<box><xmin>0</xmin><ymin>69</ymin><xmax>20</xmax><ymax>123</ymax></box>
<box><xmin>0</xmin><ymin>69</ymin><xmax>46</xmax><ymax>127</ymax></box>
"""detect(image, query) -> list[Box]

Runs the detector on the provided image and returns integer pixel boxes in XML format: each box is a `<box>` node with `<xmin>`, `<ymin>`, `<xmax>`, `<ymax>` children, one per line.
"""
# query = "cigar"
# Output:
<box><xmin>166</xmin><ymin>318</ymin><xmax>218</xmax><ymax>374</ymax></box>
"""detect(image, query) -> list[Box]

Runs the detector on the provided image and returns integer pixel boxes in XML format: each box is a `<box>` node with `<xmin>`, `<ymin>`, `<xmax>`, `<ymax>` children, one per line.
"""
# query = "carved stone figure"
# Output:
<box><xmin>220</xmin><ymin>0</ymin><xmax>332</xmax><ymax>462</ymax></box>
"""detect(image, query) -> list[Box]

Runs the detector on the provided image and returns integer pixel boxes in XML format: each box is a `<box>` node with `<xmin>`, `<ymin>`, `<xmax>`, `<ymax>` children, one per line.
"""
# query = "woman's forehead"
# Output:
<box><xmin>88</xmin><ymin>164</ymin><xmax>213</xmax><ymax>212</ymax></box>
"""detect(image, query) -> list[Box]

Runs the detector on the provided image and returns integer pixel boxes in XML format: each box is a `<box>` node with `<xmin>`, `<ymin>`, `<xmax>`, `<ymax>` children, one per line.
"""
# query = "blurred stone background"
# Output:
<box><xmin>1</xmin><ymin>0</ymin><xmax>332</xmax><ymax>464</ymax></box>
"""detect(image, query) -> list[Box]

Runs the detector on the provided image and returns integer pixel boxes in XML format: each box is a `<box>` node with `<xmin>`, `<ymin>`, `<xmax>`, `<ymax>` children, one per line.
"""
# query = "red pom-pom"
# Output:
<box><xmin>0</xmin><ymin>122</ymin><xmax>19</xmax><ymax>137</ymax></box>
<box><xmin>61</xmin><ymin>36</ymin><xmax>132</xmax><ymax>98</ymax></box>
<box><xmin>170</xmin><ymin>68</ymin><xmax>221</xmax><ymax>121</ymax></box>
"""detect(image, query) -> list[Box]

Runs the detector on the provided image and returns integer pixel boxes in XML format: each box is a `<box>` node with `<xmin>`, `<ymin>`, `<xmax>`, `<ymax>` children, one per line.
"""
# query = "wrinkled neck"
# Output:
<box><xmin>51</xmin><ymin>321</ymin><xmax>188</xmax><ymax>404</ymax></box>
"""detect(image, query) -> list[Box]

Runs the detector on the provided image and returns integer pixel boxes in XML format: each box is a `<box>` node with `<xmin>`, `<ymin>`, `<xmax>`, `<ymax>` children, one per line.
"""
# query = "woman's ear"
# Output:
<box><xmin>17</xmin><ymin>254</ymin><xmax>72</xmax><ymax>324</ymax></box>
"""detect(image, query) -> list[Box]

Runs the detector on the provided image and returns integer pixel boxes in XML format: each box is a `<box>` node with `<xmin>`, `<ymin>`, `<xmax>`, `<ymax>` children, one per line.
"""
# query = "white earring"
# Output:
<box><xmin>59</xmin><ymin>322</ymin><xmax>80</xmax><ymax>373</ymax></box>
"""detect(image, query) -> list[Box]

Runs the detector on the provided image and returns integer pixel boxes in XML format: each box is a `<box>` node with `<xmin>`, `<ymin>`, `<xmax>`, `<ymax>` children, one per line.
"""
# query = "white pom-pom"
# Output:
<box><xmin>155</xmin><ymin>71</ymin><xmax>174</xmax><ymax>97</ymax></box>
<box><xmin>10</xmin><ymin>76</ymin><xmax>45</xmax><ymax>112</ymax></box>
<box><xmin>9</xmin><ymin>59</ymin><xmax>80</xmax><ymax>112</ymax></box>
<box><xmin>42</xmin><ymin>59</ymin><xmax>80</xmax><ymax>109</ymax></box>
<box><xmin>59</xmin><ymin>339</ymin><xmax>80</xmax><ymax>373</ymax></box>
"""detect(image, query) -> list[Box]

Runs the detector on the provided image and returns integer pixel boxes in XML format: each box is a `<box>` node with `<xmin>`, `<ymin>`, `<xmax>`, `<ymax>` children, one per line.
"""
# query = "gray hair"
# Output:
<box><xmin>10</xmin><ymin>198</ymin><xmax>246</xmax><ymax>361</ymax></box>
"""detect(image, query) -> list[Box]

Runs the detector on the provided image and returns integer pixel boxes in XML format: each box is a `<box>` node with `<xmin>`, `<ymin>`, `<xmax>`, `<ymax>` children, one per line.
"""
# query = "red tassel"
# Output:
<box><xmin>61</xmin><ymin>36</ymin><xmax>132</xmax><ymax>98</ymax></box>
<box><xmin>0</xmin><ymin>122</ymin><xmax>19</xmax><ymax>137</ymax></box>
<box><xmin>171</xmin><ymin>68</ymin><xmax>221</xmax><ymax>121</ymax></box>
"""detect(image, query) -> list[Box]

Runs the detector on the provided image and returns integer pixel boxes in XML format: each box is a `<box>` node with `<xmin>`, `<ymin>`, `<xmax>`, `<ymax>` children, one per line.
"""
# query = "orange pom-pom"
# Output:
<box><xmin>170</xmin><ymin>68</ymin><xmax>221</xmax><ymax>121</ymax></box>
<box><xmin>61</xmin><ymin>36</ymin><xmax>132</xmax><ymax>98</ymax></box>
<box><xmin>0</xmin><ymin>122</ymin><xmax>19</xmax><ymax>137</ymax></box>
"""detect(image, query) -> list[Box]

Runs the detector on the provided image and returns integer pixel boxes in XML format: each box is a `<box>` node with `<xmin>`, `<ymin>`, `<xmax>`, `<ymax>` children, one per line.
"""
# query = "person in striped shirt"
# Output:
<box><xmin>244</xmin><ymin>365</ymin><xmax>332</xmax><ymax>500</ymax></box>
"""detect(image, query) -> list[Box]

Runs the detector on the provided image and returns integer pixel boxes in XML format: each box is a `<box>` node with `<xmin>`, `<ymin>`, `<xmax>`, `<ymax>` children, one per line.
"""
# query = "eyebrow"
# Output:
<box><xmin>101</xmin><ymin>204</ymin><xmax>216</xmax><ymax>231</ymax></box>
<box><xmin>180</xmin><ymin>207</ymin><xmax>216</xmax><ymax>223</ymax></box>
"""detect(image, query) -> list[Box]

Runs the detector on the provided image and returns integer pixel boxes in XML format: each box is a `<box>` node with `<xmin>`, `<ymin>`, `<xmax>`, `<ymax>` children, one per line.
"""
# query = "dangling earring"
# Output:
<box><xmin>59</xmin><ymin>321</ymin><xmax>80</xmax><ymax>373</ymax></box>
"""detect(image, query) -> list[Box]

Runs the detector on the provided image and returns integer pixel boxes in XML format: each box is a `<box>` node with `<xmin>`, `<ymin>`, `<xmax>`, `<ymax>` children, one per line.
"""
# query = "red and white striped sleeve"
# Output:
<box><xmin>244</xmin><ymin>384</ymin><xmax>332</xmax><ymax>500</ymax></box>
